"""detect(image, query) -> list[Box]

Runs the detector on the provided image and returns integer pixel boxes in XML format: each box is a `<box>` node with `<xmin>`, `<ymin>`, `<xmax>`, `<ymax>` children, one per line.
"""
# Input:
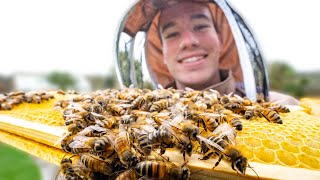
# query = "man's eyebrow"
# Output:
<box><xmin>191</xmin><ymin>13</ymin><xmax>210</xmax><ymax>21</ymax></box>
<box><xmin>161</xmin><ymin>22</ymin><xmax>176</xmax><ymax>33</ymax></box>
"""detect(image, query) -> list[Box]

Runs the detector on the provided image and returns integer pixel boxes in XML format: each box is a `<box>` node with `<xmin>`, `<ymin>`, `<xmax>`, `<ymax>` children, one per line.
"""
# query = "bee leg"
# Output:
<box><xmin>202</xmin><ymin>120</ymin><xmax>207</xmax><ymax>132</ymax></box>
<box><xmin>213</xmin><ymin>155</ymin><xmax>223</xmax><ymax>169</ymax></box>
<box><xmin>160</xmin><ymin>144</ymin><xmax>166</xmax><ymax>155</ymax></box>
<box><xmin>199</xmin><ymin>151</ymin><xmax>214</xmax><ymax>160</ymax></box>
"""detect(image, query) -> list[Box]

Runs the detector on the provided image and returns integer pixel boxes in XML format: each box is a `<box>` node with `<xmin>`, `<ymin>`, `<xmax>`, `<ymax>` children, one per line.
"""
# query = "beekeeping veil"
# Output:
<box><xmin>115</xmin><ymin>0</ymin><xmax>269</xmax><ymax>100</ymax></box>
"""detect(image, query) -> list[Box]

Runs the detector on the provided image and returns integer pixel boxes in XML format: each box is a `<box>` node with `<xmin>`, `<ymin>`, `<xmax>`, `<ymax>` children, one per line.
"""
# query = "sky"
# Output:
<box><xmin>1</xmin><ymin>0</ymin><xmax>320</xmax><ymax>76</ymax></box>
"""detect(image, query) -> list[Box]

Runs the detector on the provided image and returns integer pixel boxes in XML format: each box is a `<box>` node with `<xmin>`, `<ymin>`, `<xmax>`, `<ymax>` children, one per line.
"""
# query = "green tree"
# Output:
<box><xmin>46</xmin><ymin>71</ymin><xmax>76</xmax><ymax>90</ymax></box>
<box><xmin>268</xmin><ymin>61</ymin><xmax>309</xmax><ymax>98</ymax></box>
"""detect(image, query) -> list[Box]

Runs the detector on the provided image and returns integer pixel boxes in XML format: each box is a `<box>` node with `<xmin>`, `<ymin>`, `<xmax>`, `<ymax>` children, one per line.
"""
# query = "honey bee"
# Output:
<box><xmin>117</xmin><ymin>93</ymin><xmax>135</xmax><ymax>101</ymax></box>
<box><xmin>93</xmin><ymin>131</ymin><xmax>115</xmax><ymax>152</ymax></box>
<box><xmin>223</xmin><ymin>102</ymin><xmax>245</xmax><ymax>114</ymax></box>
<box><xmin>234</xmin><ymin>95</ymin><xmax>253</xmax><ymax>106</ymax></box>
<box><xmin>90</xmin><ymin>103</ymin><xmax>103</xmax><ymax>114</ymax></box>
<box><xmin>148</xmin><ymin>126</ymin><xmax>175</xmax><ymax>155</ymax></box>
<box><xmin>107</xmin><ymin>104</ymin><xmax>128</xmax><ymax>116</ymax></box>
<box><xmin>111</xmin><ymin>124</ymin><xmax>137</xmax><ymax>167</ymax></box>
<box><xmin>68</xmin><ymin>135</ymin><xmax>98</xmax><ymax>154</ymax></box>
<box><xmin>161</xmin><ymin>120</ymin><xmax>195</xmax><ymax>160</ymax></box>
<box><xmin>7</xmin><ymin>91</ymin><xmax>25</xmax><ymax>97</ymax></box>
<box><xmin>184</xmin><ymin>87</ymin><xmax>202</xmax><ymax>99</ymax></box>
<box><xmin>149</xmin><ymin>99</ymin><xmax>170</xmax><ymax>112</ymax></box>
<box><xmin>77</xmin><ymin>125</ymin><xmax>107</xmax><ymax>137</ymax></box>
<box><xmin>213</xmin><ymin>123</ymin><xmax>237</xmax><ymax>145</ymax></box>
<box><xmin>96</xmin><ymin>115</ymin><xmax>118</xmax><ymax>129</ymax></box>
<box><xmin>260</xmin><ymin>108</ymin><xmax>283</xmax><ymax>124</ymax></box>
<box><xmin>0</xmin><ymin>102</ymin><xmax>12</xmax><ymax>110</ymax></box>
<box><xmin>57</xmin><ymin>156</ymin><xmax>82</xmax><ymax>180</ymax></box>
<box><xmin>120</xmin><ymin>114</ymin><xmax>138</xmax><ymax>125</ymax></box>
<box><xmin>80</xmin><ymin>154</ymin><xmax>113</xmax><ymax>175</ymax></box>
<box><xmin>67</xmin><ymin>121</ymin><xmax>86</xmax><ymax>133</ymax></box>
<box><xmin>194</xmin><ymin>100</ymin><xmax>208</xmax><ymax>111</ymax></box>
<box><xmin>256</xmin><ymin>93</ymin><xmax>265</xmax><ymax>104</ymax></box>
<box><xmin>135</xmin><ymin>161</ymin><xmax>190</xmax><ymax>180</ymax></box>
<box><xmin>53</xmin><ymin>100</ymin><xmax>70</xmax><ymax>110</ymax></box>
<box><xmin>131</xmin><ymin>128</ymin><xmax>152</xmax><ymax>156</ymax></box>
<box><xmin>56</xmin><ymin>133</ymin><xmax>75</xmax><ymax>153</ymax></box>
<box><xmin>40</xmin><ymin>93</ymin><xmax>54</xmax><ymax>101</ymax></box>
<box><xmin>220</xmin><ymin>95</ymin><xmax>231</xmax><ymax>104</ymax></box>
<box><xmin>244</xmin><ymin>108</ymin><xmax>255</xmax><ymax>120</ymax></box>
<box><xmin>131</xmin><ymin>95</ymin><xmax>145</xmax><ymax>109</ymax></box>
<box><xmin>115</xmin><ymin>169</ymin><xmax>138</xmax><ymax>180</ymax></box>
<box><xmin>225</xmin><ymin>115</ymin><xmax>243</xmax><ymax>131</ymax></box>
<box><xmin>269</xmin><ymin>104</ymin><xmax>290</xmax><ymax>113</ymax></box>
<box><xmin>211</xmin><ymin>103</ymin><xmax>224</xmax><ymax>112</ymax></box>
<box><xmin>198</xmin><ymin>112</ymin><xmax>227</xmax><ymax>132</ymax></box>
<box><xmin>94</xmin><ymin>95</ymin><xmax>108</xmax><ymax>108</ymax></box>
<box><xmin>56</xmin><ymin>90</ymin><xmax>66</xmax><ymax>95</ymax></box>
<box><xmin>197</xmin><ymin>135</ymin><xmax>248</xmax><ymax>175</ymax></box>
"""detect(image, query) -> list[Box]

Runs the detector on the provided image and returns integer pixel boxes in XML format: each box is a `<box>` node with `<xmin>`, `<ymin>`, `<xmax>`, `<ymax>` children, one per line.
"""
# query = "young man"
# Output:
<box><xmin>158</xmin><ymin>1</ymin><xmax>242</xmax><ymax>96</ymax></box>
<box><xmin>158</xmin><ymin>1</ymin><xmax>299</xmax><ymax>105</ymax></box>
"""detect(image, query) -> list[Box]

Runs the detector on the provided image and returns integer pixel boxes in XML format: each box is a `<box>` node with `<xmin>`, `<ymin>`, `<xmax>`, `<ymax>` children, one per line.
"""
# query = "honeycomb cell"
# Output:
<box><xmin>266</xmin><ymin>133</ymin><xmax>286</xmax><ymax>143</ymax></box>
<box><xmin>254</xmin><ymin>127</ymin><xmax>272</xmax><ymax>134</ymax></box>
<box><xmin>276</xmin><ymin>150</ymin><xmax>298</xmax><ymax>166</ymax></box>
<box><xmin>262</xmin><ymin>139</ymin><xmax>280</xmax><ymax>150</ymax></box>
<box><xmin>252</xmin><ymin>132</ymin><xmax>267</xmax><ymax>139</ymax></box>
<box><xmin>281</xmin><ymin>141</ymin><xmax>300</xmax><ymax>153</ymax></box>
<box><xmin>298</xmin><ymin>153</ymin><xmax>320</xmax><ymax>169</ymax></box>
<box><xmin>285</xmin><ymin>135</ymin><xmax>302</xmax><ymax>146</ymax></box>
<box><xmin>243</xmin><ymin>137</ymin><xmax>262</xmax><ymax>147</ymax></box>
<box><xmin>304</xmin><ymin>139</ymin><xmax>320</xmax><ymax>149</ymax></box>
<box><xmin>301</xmin><ymin>146</ymin><xmax>320</xmax><ymax>158</ymax></box>
<box><xmin>254</xmin><ymin>147</ymin><xmax>276</xmax><ymax>163</ymax></box>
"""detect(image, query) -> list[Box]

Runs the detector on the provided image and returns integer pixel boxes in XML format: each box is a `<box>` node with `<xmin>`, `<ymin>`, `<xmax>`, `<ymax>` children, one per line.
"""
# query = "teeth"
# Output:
<box><xmin>182</xmin><ymin>56</ymin><xmax>203</xmax><ymax>63</ymax></box>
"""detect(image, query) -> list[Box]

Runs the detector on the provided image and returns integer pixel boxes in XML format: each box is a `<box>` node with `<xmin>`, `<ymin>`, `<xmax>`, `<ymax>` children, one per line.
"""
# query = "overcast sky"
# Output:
<box><xmin>1</xmin><ymin>0</ymin><xmax>320</xmax><ymax>76</ymax></box>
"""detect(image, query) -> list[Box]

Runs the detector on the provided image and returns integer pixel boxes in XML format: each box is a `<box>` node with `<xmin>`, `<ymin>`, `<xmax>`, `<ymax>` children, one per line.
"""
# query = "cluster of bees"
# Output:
<box><xmin>52</xmin><ymin>87</ymin><xmax>290</xmax><ymax>180</ymax></box>
<box><xmin>0</xmin><ymin>87</ymin><xmax>290</xmax><ymax>179</ymax></box>
<box><xmin>0</xmin><ymin>91</ymin><xmax>58</xmax><ymax>110</ymax></box>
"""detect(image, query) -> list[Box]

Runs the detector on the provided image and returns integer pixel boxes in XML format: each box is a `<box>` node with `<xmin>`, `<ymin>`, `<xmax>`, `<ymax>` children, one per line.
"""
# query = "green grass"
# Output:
<box><xmin>0</xmin><ymin>143</ymin><xmax>41</xmax><ymax>180</ymax></box>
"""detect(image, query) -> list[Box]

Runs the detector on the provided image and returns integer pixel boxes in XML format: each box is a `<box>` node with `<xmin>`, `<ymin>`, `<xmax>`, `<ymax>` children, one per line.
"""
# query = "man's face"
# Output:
<box><xmin>159</xmin><ymin>2</ymin><xmax>221</xmax><ymax>90</ymax></box>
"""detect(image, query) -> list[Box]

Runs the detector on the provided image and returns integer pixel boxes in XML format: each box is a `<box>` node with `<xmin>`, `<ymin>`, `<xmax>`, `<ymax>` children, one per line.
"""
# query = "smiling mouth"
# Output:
<box><xmin>179</xmin><ymin>55</ymin><xmax>208</xmax><ymax>63</ymax></box>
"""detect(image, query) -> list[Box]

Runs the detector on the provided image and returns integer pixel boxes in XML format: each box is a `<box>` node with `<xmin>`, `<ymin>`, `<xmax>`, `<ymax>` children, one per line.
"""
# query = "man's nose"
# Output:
<box><xmin>179</xmin><ymin>30</ymin><xmax>199</xmax><ymax>50</ymax></box>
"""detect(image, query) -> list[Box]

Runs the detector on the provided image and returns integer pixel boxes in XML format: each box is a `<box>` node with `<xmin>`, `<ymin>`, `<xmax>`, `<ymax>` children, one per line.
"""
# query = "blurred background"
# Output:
<box><xmin>0</xmin><ymin>0</ymin><xmax>320</xmax><ymax>180</ymax></box>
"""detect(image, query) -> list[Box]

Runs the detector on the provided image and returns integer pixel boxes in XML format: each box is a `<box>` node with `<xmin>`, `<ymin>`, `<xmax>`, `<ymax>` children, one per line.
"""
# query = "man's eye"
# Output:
<box><xmin>194</xmin><ymin>25</ymin><xmax>209</xmax><ymax>31</ymax></box>
<box><xmin>165</xmin><ymin>32</ymin><xmax>179</xmax><ymax>39</ymax></box>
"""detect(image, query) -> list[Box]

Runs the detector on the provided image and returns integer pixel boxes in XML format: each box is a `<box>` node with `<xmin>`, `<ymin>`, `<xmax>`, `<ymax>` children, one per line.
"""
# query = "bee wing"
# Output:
<box><xmin>63</xmin><ymin>114</ymin><xmax>81</xmax><ymax>118</ymax></box>
<box><xmin>141</xmin><ymin>124</ymin><xmax>157</xmax><ymax>133</ymax></box>
<box><xmin>153</xmin><ymin>111</ymin><xmax>171</xmax><ymax>117</ymax></box>
<box><xmin>213</xmin><ymin>123</ymin><xmax>237</xmax><ymax>145</ymax></box>
<box><xmin>245</xmin><ymin>106</ymin><xmax>256</xmax><ymax>110</ymax></box>
<box><xmin>69</xmin><ymin>135</ymin><xmax>93</xmax><ymax>148</ymax></box>
<box><xmin>90</xmin><ymin>112</ymin><xmax>103</xmax><ymax>117</ymax></box>
<box><xmin>185</xmin><ymin>87</ymin><xmax>195</xmax><ymax>91</ymax></box>
<box><xmin>209</xmin><ymin>89</ymin><xmax>221</xmax><ymax>97</ymax></box>
<box><xmin>117</xmin><ymin>103</ymin><xmax>132</xmax><ymax>108</ymax></box>
<box><xmin>196</xmin><ymin>135</ymin><xmax>225</xmax><ymax>153</ymax></box>
<box><xmin>160</xmin><ymin>121</ymin><xmax>182</xmax><ymax>142</ymax></box>
<box><xmin>170</xmin><ymin>113</ymin><xmax>184</xmax><ymax>125</ymax></box>
<box><xmin>233</xmin><ymin>94</ymin><xmax>244</xmax><ymax>101</ymax></box>
<box><xmin>145</xmin><ymin>118</ymin><xmax>156</xmax><ymax>126</ymax></box>
<box><xmin>200</xmin><ymin>112</ymin><xmax>223</xmax><ymax>117</ymax></box>
<box><xmin>77</xmin><ymin>125</ymin><xmax>104</xmax><ymax>136</ymax></box>
<box><xmin>54</xmin><ymin>132</ymin><xmax>70</xmax><ymax>147</ymax></box>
